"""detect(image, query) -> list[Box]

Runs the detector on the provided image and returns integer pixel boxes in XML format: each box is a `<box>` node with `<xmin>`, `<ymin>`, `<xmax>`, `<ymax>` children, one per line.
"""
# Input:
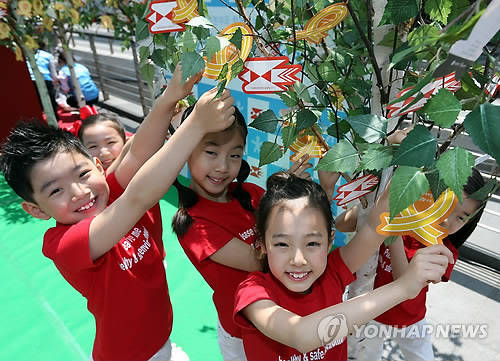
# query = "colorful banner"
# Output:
<box><xmin>377</xmin><ymin>189</ymin><xmax>458</xmax><ymax>247</ymax></box>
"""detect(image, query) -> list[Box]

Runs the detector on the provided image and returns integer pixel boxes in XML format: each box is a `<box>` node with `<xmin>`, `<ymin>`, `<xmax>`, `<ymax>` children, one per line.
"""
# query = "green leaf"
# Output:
<box><xmin>448</xmin><ymin>0</ymin><xmax>470</xmax><ymax>23</ymax></box>
<box><xmin>230</xmin><ymin>58</ymin><xmax>244</xmax><ymax>79</ymax></box>
<box><xmin>463</xmin><ymin>103</ymin><xmax>500</xmax><ymax>164</ymax></box>
<box><xmin>346</xmin><ymin>114</ymin><xmax>388</xmax><ymax>143</ymax></box>
<box><xmin>138</xmin><ymin>46</ymin><xmax>150</xmax><ymax>65</ymax></box>
<box><xmin>279</xmin><ymin>91</ymin><xmax>299</xmax><ymax>107</ymax></box>
<box><xmin>294</xmin><ymin>82</ymin><xmax>312</xmax><ymax>102</ymax></box>
<box><xmin>229</xmin><ymin>28</ymin><xmax>242</xmax><ymax>50</ymax></box>
<box><xmin>390</xmin><ymin>44</ymin><xmax>417</xmax><ymax>69</ymax></box>
<box><xmin>217</xmin><ymin>63</ymin><xmax>229</xmax><ymax>81</ymax></box>
<box><xmin>282</xmin><ymin>125</ymin><xmax>299</xmax><ymax>150</ymax></box>
<box><xmin>327</xmin><ymin>119</ymin><xmax>351</xmax><ymax>139</ymax></box>
<box><xmin>316</xmin><ymin>140</ymin><xmax>359</xmax><ymax>173</ymax></box>
<box><xmin>424</xmin><ymin>0</ymin><xmax>452</xmax><ymax>24</ymax></box>
<box><xmin>420</xmin><ymin>89</ymin><xmax>461</xmax><ymax>128</ymax></box>
<box><xmin>426</xmin><ymin>170</ymin><xmax>448</xmax><ymax>201</ymax></box>
<box><xmin>460</xmin><ymin>72</ymin><xmax>483</xmax><ymax>96</ymax></box>
<box><xmin>249</xmin><ymin>110</ymin><xmax>279</xmax><ymax>133</ymax></box>
<box><xmin>318</xmin><ymin>62</ymin><xmax>337</xmax><ymax>82</ymax></box>
<box><xmin>392</xmin><ymin>125</ymin><xmax>437</xmax><ymax>167</ymax></box>
<box><xmin>213</xmin><ymin>79</ymin><xmax>227</xmax><ymax>99</ymax></box>
<box><xmin>135</xmin><ymin>20</ymin><xmax>150</xmax><ymax>42</ymax></box>
<box><xmin>140</xmin><ymin>63</ymin><xmax>155</xmax><ymax>84</ymax></box>
<box><xmin>390</xmin><ymin>166</ymin><xmax>430</xmax><ymax>219</ymax></box>
<box><xmin>180</xmin><ymin>52</ymin><xmax>205</xmax><ymax>83</ymax></box>
<box><xmin>178</xmin><ymin>31</ymin><xmax>197</xmax><ymax>52</ymax></box>
<box><xmin>436</xmin><ymin>147</ymin><xmax>474</xmax><ymax>203</ymax></box>
<box><xmin>205</xmin><ymin>36</ymin><xmax>221</xmax><ymax>60</ymax></box>
<box><xmin>186</xmin><ymin>16</ymin><xmax>214</xmax><ymax>28</ymax></box>
<box><xmin>469</xmin><ymin>179</ymin><xmax>498</xmax><ymax>201</ymax></box>
<box><xmin>150</xmin><ymin>48</ymin><xmax>166</xmax><ymax>68</ymax></box>
<box><xmin>358</xmin><ymin>144</ymin><xmax>393</xmax><ymax>171</ymax></box>
<box><xmin>259</xmin><ymin>142</ymin><xmax>283</xmax><ymax>167</ymax></box>
<box><xmin>380</xmin><ymin>0</ymin><xmax>419</xmax><ymax>25</ymax></box>
<box><xmin>408</xmin><ymin>24</ymin><xmax>440</xmax><ymax>47</ymax></box>
<box><xmin>384</xmin><ymin>236</ymin><xmax>399</xmax><ymax>246</ymax></box>
<box><xmin>295</xmin><ymin>109</ymin><xmax>317</xmax><ymax>131</ymax></box>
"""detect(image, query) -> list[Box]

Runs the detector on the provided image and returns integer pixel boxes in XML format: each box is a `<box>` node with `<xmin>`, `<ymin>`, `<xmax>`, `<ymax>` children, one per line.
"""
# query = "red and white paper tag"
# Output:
<box><xmin>238</xmin><ymin>56</ymin><xmax>302</xmax><ymax>94</ymax></box>
<box><xmin>333</xmin><ymin>174</ymin><xmax>379</xmax><ymax>206</ymax></box>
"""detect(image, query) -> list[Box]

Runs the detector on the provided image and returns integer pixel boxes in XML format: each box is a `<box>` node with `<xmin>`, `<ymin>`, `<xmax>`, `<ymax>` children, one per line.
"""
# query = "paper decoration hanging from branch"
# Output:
<box><xmin>293</xmin><ymin>2</ymin><xmax>348</xmax><ymax>44</ymax></box>
<box><xmin>238</xmin><ymin>56</ymin><xmax>302</xmax><ymax>94</ymax></box>
<box><xmin>377</xmin><ymin>189</ymin><xmax>458</xmax><ymax>247</ymax></box>
<box><xmin>289</xmin><ymin>135</ymin><xmax>324</xmax><ymax>162</ymax></box>
<box><xmin>333</xmin><ymin>174</ymin><xmax>379</xmax><ymax>207</ymax></box>
<box><xmin>386</xmin><ymin>72</ymin><xmax>461</xmax><ymax>118</ymax></box>
<box><xmin>203</xmin><ymin>22</ymin><xmax>253</xmax><ymax>80</ymax></box>
<box><xmin>146</xmin><ymin>0</ymin><xmax>198</xmax><ymax>34</ymax></box>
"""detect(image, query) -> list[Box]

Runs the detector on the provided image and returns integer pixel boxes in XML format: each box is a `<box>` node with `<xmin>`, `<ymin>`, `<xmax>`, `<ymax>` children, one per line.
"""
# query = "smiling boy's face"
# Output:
<box><xmin>22</xmin><ymin>150</ymin><xmax>109</xmax><ymax>225</ymax></box>
<box><xmin>263</xmin><ymin>197</ymin><xmax>331</xmax><ymax>293</ymax></box>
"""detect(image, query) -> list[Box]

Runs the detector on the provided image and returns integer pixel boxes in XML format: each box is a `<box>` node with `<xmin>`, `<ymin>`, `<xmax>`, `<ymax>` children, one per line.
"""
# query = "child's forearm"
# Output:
<box><xmin>388</xmin><ymin>237</ymin><xmax>409</xmax><ymax>279</ymax></box>
<box><xmin>247</xmin><ymin>281</ymin><xmax>408</xmax><ymax>354</ymax></box>
<box><xmin>128</xmin><ymin>97</ymin><xmax>177</xmax><ymax>166</ymax></box>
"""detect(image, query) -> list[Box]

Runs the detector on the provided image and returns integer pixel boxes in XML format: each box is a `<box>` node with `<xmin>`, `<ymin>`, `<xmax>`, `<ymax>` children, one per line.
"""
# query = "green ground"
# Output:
<box><xmin>0</xmin><ymin>175</ymin><xmax>222</xmax><ymax>361</ymax></box>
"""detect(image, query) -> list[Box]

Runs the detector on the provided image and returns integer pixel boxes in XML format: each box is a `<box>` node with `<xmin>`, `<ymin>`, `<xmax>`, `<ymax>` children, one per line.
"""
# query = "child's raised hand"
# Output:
<box><xmin>187</xmin><ymin>88</ymin><xmax>235</xmax><ymax>134</ymax></box>
<box><xmin>387</xmin><ymin>126</ymin><xmax>414</xmax><ymax>145</ymax></box>
<box><xmin>398</xmin><ymin>244</ymin><xmax>454</xmax><ymax>299</ymax></box>
<box><xmin>287</xmin><ymin>154</ymin><xmax>313</xmax><ymax>180</ymax></box>
<box><xmin>162</xmin><ymin>63</ymin><xmax>203</xmax><ymax>104</ymax></box>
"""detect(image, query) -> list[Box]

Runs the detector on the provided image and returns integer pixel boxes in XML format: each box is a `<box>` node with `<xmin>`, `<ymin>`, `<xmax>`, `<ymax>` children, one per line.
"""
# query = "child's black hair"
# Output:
<box><xmin>171</xmin><ymin>104</ymin><xmax>253</xmax><ymax>238</ymax></box>
<box><xmin>78</xmin><ymin>113</ymin><xmax>126</xmax><ymax>143</ymax></box>
<box><xmin>0</xmin><ymin>120</ymin><xmax>93</xmax><ymax>203</ymax></box>
<box><xmin>256</xmin><ymin>172</ymin><xmax>334</xmax><ymax>245</ymax></box>
<box><xmin>447</xmin><ymin>167</ymin><xmax>486</xmax><ymax>249</ymax></box>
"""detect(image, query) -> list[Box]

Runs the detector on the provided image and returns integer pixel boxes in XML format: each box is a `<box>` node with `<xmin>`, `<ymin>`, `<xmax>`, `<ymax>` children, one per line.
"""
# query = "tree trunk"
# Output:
<box><xmin>23</xmin><ymin>46</ymin><xmax>58</xmax><ymax>127</ymax></box>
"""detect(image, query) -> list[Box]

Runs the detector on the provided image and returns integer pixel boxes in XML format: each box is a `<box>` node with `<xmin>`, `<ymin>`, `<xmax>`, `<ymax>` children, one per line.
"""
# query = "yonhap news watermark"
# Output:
<box><xmin>316</xmin><ymin>313</ymin><xmax>489</xmax><ymax>343</ymax></box>
<box><xmin>352</xmin><ymin>322</ymin><xmax>488</xmax><ymax>339</ymax></box>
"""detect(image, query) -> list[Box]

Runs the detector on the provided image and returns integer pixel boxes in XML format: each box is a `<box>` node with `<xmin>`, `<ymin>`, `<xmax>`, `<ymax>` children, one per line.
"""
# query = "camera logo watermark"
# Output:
<box><xmin>317</xmin><ymin>313</ymin><xmax>348</xmax><ymax>344</ymax></box>
<box><xmin>352</xmin><ymin>323</ymin><xmax>488</xmax><ymax>339</ymax></box>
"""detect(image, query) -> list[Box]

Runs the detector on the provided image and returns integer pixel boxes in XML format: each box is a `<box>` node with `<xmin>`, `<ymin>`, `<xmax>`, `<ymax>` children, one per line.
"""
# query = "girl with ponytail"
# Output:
<box><xmin>171</xmin><ymin>102</ymin><xmax>311</xmax><ymax>361</ymax></box>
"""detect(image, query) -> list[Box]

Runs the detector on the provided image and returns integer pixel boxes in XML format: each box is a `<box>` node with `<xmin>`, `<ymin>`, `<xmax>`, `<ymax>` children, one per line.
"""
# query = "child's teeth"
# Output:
<box><xmin>290</xmin><ymin>272</ymin><xmax>308</xmax><ymax>279</ymax></box>
<box><xmin>79</xmin><ymin>199</ymin><xmax>95</xmax><ymax>211</ymax></box>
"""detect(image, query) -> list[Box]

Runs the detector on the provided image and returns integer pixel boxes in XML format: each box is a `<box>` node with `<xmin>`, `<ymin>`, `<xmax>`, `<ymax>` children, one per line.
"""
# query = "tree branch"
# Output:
<box><xmin>346</xmin><ymin>1</ymin><xmax>389</xmax><ymax>104</ymax></box>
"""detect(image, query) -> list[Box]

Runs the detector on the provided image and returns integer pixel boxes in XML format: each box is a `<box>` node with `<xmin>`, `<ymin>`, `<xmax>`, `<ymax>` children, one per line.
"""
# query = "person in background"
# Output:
<box><xmin>57</xmin><ymin>50</ymin><xmax>99</xmax><ymax>108</ymax></box>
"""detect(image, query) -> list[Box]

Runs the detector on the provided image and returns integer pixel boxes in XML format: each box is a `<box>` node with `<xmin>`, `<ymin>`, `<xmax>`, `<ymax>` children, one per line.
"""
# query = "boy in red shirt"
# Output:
<box><xmin>0</xmin><ymin>66</ymin><xmax>236</xmax><ymax>360</ymax></box>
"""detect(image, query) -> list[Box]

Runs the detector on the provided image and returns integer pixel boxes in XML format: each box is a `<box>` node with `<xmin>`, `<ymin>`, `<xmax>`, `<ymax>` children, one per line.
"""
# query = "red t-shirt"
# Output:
<box><xmin>178</xmin><ymin>182</ymin><xmax>264</xmax><ymax>338</ymax></box>
<box><xmin>374</xmin><ymin>235</ymin><xmax>458</xmax><ymax>328</ymax></box>
<box><xmin>234</xmin><ymin>249</ymin><xmax>356</xmax><ymax>361</ymax></box>
<box><xmin>42</xmin><ymin>172</ymin><xmax>172</xmax><ymax>360</ymax></box>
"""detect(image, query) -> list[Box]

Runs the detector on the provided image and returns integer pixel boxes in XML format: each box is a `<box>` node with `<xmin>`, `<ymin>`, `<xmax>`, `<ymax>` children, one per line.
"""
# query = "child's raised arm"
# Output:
<box><xmin>88</xmin><ymin>88</ymin><xmax>235</xmax><ymax>260</ymax></box>
<box><xmin>338</xmin><ymin>184</ymin><xmax>390</xmax><ymax>273</ymax></box>
<box><xmin>242</xmin><ymin>244</ymin><xmax>453</xmax><ymax>354</ymax></box>
<box><xmin>114</xmin><ymin>63</ymin><xmax>202</xmax><ymax>188</ymax></box>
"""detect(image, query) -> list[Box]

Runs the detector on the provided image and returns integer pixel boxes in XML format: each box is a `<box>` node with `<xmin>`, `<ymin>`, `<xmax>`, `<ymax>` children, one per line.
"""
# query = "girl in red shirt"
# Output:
<box><xmin>171</xmin><ymin>105</ymin><xmax>312</xmax><ymax>360</ymax></box>
<box><xmin>346</xmin><ymin>168</ymin><xmax>486</xmax><ymax>361</ymax></box>
<box><xmin>233</xmin><ymin>172</ymin><xmax>455</xmax><ymax>361</ymax></box>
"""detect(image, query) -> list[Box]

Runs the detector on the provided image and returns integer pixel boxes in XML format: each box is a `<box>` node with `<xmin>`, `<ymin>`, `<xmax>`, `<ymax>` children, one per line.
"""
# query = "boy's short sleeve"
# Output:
<box><xmin>233</xmin><ymin>272</ymin><xmax>277</xmax><ymax>330</ymax></box>
<box><xmin>43</xmin><ymin>217</ymin><xmax>97</xmax><ymax>272</ymax></box>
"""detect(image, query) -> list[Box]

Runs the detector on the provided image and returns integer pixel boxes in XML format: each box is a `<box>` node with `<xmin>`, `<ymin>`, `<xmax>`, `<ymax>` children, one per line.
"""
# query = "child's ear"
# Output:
<box><xmin>21</xmin><ymin>201</ymin><xmax>51</xmax><ymax>220</ymax></box>
<box><xmin>94</xmin><ymin>157</ymin><xmax>105</xmax><ymax>174</ymax></box>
